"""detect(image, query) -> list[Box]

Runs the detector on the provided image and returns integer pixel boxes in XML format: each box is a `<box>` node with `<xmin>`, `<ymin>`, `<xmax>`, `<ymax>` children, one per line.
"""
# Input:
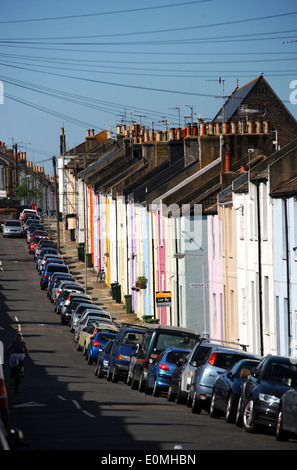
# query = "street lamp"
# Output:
<box><xmin>173</xmin><ymin>252</ymin><xmax>208</xmax><ymax>336</ymax></box>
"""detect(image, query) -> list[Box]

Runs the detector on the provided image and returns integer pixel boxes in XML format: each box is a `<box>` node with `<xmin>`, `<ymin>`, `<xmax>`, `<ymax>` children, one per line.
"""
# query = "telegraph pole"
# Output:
<box><xmin>52</xmin><ymin>156</ymin><xmax>60</xmax><ymax>252</ymax></box>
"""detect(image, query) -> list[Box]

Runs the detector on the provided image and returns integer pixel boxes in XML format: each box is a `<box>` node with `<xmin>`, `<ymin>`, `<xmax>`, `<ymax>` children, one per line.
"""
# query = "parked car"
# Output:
<box><xmin>209</xmin><ymin>358</ymin><xmax>261</xmax><ymax>422</ymax></box>
<box><xmin>188</xmin><ymin>346</ymin><xmax>259</xmax><ymax>414</ymax></box>
<box><xmin>25</xmin><ymin>220</ymin><xmax>43</xmax><ymax>234</ymax></box>
<box><xmin>236</xmin><ymin>354</ymin><xmax>297</xmax><ymax>433</ymax></box>
<box><xmin>39</xmin><ymin>256</ymin><xmax>64</xmax><ymax>275</ymax></box>
<box><xmin>51</xmin><ymin>279</ymin><xmax>81</xmax><ymax>303</ymax></box>
<box><xmin>95</xmin><ymin>340</ymin><xmax>115</xmax><ymax>378</ymax></box>
<box><xmin>276</xmin><ymin>379</ymin><xmax>297</xmax><ymax>441</ymax></box>
<box><xmin>69</xmin><ymin>304</ymin><xmax>105</xmax><ymax>333</ymax></box>
<box><xmin>40</xmin><ymin>263</ymin><xmax>70</xmax><ymax>289</ymax></box>
<box><xmin>47</xmin><ymin>273</ymin><xmax>75</xmax><ymax>300</ymax></box>
<box><xmin>29</xmin><ymin>229</ymin><xmax>49</xmax><ymax>244</ymax></box>
<box><xmin>131</xmin><ymin>325</ymin><xmax>200</xmax><ymax>392</ymax></box>
<box><xmin>34</xmin><ymin>240</ymin><xmax>57</xmax><ymax>259</ymax></box>
<box><xmin>166</xmin><ymin>354</ymin><xmax>190</xmax><ymax>402</ymax></box>
<box><xmin>75</xmin><ymin>315</ymin><xmax>113</xmax><ymax>346</ymax></box>
<box><xmin>19</xmin><ymin>209</ymin><xmax>37</xmax><ymax>223</ymax></box>
<box><xmin>58</xmin><ymin>292</ymin><xmax>91</xmax><ymax>315</ymax></box>
<box><xmin>2</xmin><ymin>220</ymin><xmax>23</xmax><ymax>238</ymax></box>
<box><xmin>55</xmin><ymin>288</ymin><xmax>87</xmax><ymax>313</ymax></box>
<box><xmin>146</xmin><ymin>347</ymin><xmax>191</xmax><ymax>397</ymax></box>
<box><xmin>29</xmin><ymin>234</ymin><xmax>50</xmax><ymax>254</ymax></box>
<box><xmin>107</xmin><ymin>326</ymin><xmax>147</xmax><ymax>383</ymax></box>
<box><xmin>77</xmin><ymin>322</ymin><xmax>118</xmax><ymax>356</ymax></box>
<box><xmin>86</xmin><ymin>331</ymin><xmax>118</xmax><ymax>364</ymax></box>
<box><xmin>36</xmin><ymin>247</ymin><xmax>59</xmax><ymax>270</ymax></box>
<box><xmin>61</xmin><ymin>298</ymin><xmax>93</xmax><ymax>325</ymax></box>
<box><xmin>38</xmin><ymin>254</ymin><xmax>63</xmax><ymax>273</ymax></box>
<box><xmin>171</xmin><ymin>338</ymin><xmax>216</xmax><ymax>404</ymax></box>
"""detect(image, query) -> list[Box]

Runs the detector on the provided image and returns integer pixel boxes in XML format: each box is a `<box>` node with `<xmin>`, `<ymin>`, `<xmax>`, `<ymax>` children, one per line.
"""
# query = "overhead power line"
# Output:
<box><xmin>0</xmin><ymin>0</ymin><xmax>214</xmax><ymax>24</ymax></box>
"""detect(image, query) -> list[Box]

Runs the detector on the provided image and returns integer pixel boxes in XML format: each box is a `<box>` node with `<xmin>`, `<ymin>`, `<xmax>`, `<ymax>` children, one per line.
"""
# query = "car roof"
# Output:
<box><xmin>144</xmin><ymin>324</ymin><xmax>200</xmax><ymax>336</ymax></box>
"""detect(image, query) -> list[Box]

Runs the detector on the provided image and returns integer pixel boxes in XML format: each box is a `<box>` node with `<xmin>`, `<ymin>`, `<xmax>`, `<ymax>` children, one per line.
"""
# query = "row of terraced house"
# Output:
<box><xmin>58</xmin><ymin>75</ymin><xmax>297</xmax><ymax>359</ymax></box>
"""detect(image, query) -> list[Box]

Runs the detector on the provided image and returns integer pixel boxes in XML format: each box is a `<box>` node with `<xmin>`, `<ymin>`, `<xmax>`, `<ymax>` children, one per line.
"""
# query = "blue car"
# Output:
<box><xmin>95</xmin><ymin>340</ymin><xmax>115</xmax><ymax>378</ymax></box>
<box><xmin>146</xmin><ymin>347</ymin><xmax>191</xmax><ymax>397</ymax></box>
<box><xmin>106</xmin><ymin>326</ymin><xmax>147</xmax><ymax>383</ymax></box>
<box><xmin>40</xmin><ymin>263</ymin><xmax>69</xmax><ymax>289</ymax></box>
<box><xmin>86</xmin><ymin>331</ymin><xmax>117</xmax><ymax>364</ymax></box>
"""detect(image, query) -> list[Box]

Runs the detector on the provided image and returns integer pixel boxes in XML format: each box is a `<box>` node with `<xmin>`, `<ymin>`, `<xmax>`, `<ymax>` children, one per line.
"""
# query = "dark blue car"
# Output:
<box><xmin>106</xmin><ymin>326</ymin><xmax>147</xmax><ymax>383</ymax></box>
<box><xmin>209</xmin><ymin>358</ymin><xmax>261</xmax><ymax>422</ymax></box>
<box><xmin>95</xmin><ymin>340</ymin><xmax>115</xmax><ymax>378</ymax></box>
<box><xmin>146</xmin><ymin>347</ymin><xmax>191</xmax><ymax>397</ymax></box>
<box><xmin>86</xmin><ymin>331</ymin><xmax>117</xmax><ymax>364</ymax></box>
<box><xmin>40</xmin><ymin>263</ymin><xmax>69</xmax><ymax>289</ymax></box>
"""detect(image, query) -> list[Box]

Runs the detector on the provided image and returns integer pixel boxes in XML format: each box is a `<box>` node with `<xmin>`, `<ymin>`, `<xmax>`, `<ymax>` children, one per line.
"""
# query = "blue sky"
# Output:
<box><xmin>1</xmin><ymin>0</ymin><xmax>297</xmax><ymax>175</ymax></box>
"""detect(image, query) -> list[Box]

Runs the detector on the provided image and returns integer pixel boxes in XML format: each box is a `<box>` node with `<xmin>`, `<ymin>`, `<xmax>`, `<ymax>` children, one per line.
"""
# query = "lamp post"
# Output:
<box><xmin>173</xmin><ymin>252</ymin><xmax>208</xmax><ymax>336</ymax></box>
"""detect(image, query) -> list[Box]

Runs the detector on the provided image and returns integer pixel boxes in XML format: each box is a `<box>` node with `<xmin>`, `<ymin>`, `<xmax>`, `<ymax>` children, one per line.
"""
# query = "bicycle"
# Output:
<box><xmin>96</xmin><ymin>269</ymin><xmax>105</xmax><ymax>283</ymax></box>
<box><xmin>11</xmin><ymin>358</ymin><xmax>22</xmax><ymax>393</ymax></box>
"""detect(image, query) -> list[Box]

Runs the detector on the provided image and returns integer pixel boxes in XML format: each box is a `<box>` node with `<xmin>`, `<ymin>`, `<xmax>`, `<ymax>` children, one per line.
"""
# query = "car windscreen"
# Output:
<box><xmin>154</xmin><ymin>332</ymin><xmax>199</xmax><ymax>353</ymax></box>
<box><xmin>165</xmin><ymin>350</ymin><xmax>190</xmax><ymax>364</ymax></box>
<box><xmin>263</xmin><ymin>361</ymin><xmax>297</xmax><ymax>383</ymax></box>
<box><xmin>47</xmin><ymin>266</ymin><xmax>69</xmax><ymax>273</ymax></box>
<box><xmin>212</xmin><ymin>353</ymin><xmax>251</xmax><ymax>370</ymax></box>
<box><xmin>5</xmin><ymin>221</ymin><xmax>21</xmax><ymax>226</ymax></box>
<box><xmin>191</xmin><ymin>344</ymin><xmax>212</xmax><ymax>364</ymax></box>
<box><xmin>122</xmin><ymin>331</ymin><xmax>145</xmax><ymax>346</ymax></box>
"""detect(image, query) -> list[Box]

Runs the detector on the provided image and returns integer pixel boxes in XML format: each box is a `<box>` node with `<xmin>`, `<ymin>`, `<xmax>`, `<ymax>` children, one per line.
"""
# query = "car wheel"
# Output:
<box><xmin>167</xmin><ymin>384</ymin><xmax>176</xmax><ymax>402</ymax></box>
<box><xmin>106</xmin><ymin>366</ymin><xmax>112</xmax><ymax>381</ymax></box>
<box><xmin>98</xmin><ymin>367</ymin><xmax>104</xmax><ymax>378</ymax></box>
<box><xmin>191</xmin><ymin>392</ymin><xmax>202</xmax><ymax>414</ymax></box>
<box><xmin>126</xmin><ymin>372</ymin><xmax>132</xmax><ymax>386</ymax></box>
<box><xmin>235</xmin><ymin>397</ymin><xmax>243</xmax><ymax>427</ymax></box>
<box><xmin>186</xmin><ymin>390</ymin><xmax>193</xmax><ymax>408</ymax></box>
<box><xmin>177</xmin><ymin>384</ymin><xmax>186</xmax><ymax>404</ymax></box>
<box><xmin>131</xmin><ymin>374</ymin><xmax>139</xmax><ymax>390</ymax></box>
<box><xmin>152</xmin><ymin>379</ymin><xmax>161</xmax><ymax>397</ymax></box>
<box><xmin>225</xmin><ymin>394</ymin><xmax>236</xmax><ymax>423</ymax></box>
<box><xmin>87</xmin><ymin>354</ymin><xmax>93</xmax><ymax>365</ymax></box>
<box><xmin>138</xmin><ymin>373</ymin><xmax>145</xmax><ymax>392</ymax></box>
<box><xmin>276</xmin><ymin>409</ymin><xmax>290</xmax><ymax>441</ymax></box>
<box><xmin>209</xmin><ymin>392</ymin><xmax>220</xmax><ymax>418</ymax></box>
<box><xmin>144</xmin><ymin>378</ymin><xmax>152</xmax><ymax>395</ymax></box>
<box><xmin>112</xmin><ymin>366</ymin><xmax>119</xmax><ymax>383</ymax></box>
<box><xmin>243</xmin><ymin>399</ymin><xmax>257</xmax><ymax>433</ymax></box>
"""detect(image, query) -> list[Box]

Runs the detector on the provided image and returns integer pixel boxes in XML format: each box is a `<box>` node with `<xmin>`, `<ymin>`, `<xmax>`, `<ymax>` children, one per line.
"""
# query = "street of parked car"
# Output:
<box><xmin>1</xmin><ymin>212</ymin><xmax>297</xmax><ymax>453</ymax></box>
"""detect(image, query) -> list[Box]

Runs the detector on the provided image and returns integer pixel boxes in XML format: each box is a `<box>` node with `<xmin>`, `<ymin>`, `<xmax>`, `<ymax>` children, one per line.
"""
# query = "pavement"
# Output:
<box><xmin>43</xmin><ymin>217</ymin><xmax>141</xmax><ymax>326</ymax></box>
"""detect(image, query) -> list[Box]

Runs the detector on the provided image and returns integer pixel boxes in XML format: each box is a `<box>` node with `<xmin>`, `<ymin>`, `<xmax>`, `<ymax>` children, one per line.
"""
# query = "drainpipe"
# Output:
<box><xmin>174</xmin><ymin>217</ymin><xmax>180</xmax><ymax>327</ymax></box>
<box><xmin>284</xmin><ymin>197</ymin><xmax>292</xmax><ymax>355</ymax></box>
<box><xmin>115</xmin><ymin>198</ymin><xmax>119</xmax><ymax>284</ymax></box>
<box><xmin>256</xmin><ymin>182</ymin><xmax>264</xmax><ymax>357</ymax></box>
<box><xmin>151</xmin><ymin>210</ymin><xmax>156</xmax><ymax>320</ymax></box>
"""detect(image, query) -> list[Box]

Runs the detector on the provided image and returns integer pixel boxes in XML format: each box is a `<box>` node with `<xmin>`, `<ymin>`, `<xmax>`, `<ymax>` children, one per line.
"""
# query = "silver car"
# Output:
<box><xmin>2</xmin><ymin>220</ymin><xmax>23</xmax><ymax>237</ymax></box>
<box><xmin>69</xmin><ymin>304</ymin><xmax>104</xmax><ymax>332</ymax></box>
<box><xmin>174</xmin><ymin>340</ymin><xmax>216</xmax><ymax>403</ymax></box>
<box><xmin>188</xmin><ymin>345</ymin><xmax>259</xmax><ymax>414</ymax></box>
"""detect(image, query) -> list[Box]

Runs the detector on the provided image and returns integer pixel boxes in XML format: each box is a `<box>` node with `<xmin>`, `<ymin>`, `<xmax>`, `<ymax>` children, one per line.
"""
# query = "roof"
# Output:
<box><xmin>270</xmin><ymin>176</ymin><xmax>297</xmax><ymax>198</ymax></box>
<box><xmin>212</xmin><ymin>76</ymin><xmax>262</xmax><ymax>123</ymax></box>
